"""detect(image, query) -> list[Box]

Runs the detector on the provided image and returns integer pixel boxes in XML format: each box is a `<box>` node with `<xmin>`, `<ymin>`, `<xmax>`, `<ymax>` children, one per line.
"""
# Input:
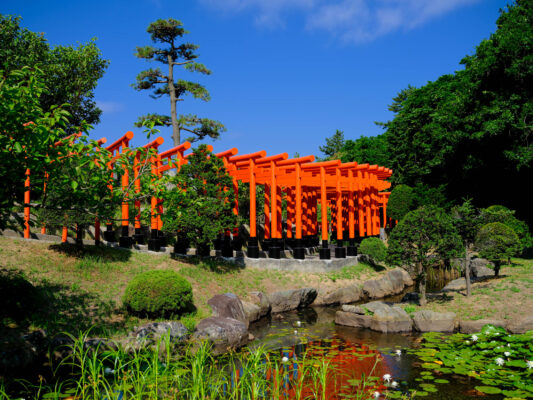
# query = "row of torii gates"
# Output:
<box><xmin>24</xmin><ymin>131</ymin><xmax>393</xmax><ymax>260</ymax></box>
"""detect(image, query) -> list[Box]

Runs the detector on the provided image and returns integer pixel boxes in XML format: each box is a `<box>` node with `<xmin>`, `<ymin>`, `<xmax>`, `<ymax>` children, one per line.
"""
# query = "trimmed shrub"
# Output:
<box><xmin>123</xmin><ymin>270</ymin><xmax>193</xmax><ymax>317</ymax></box>
<box><xmin>475</xmin><ymin>222</ymin><xmax>520</xmax><ymax>276</ymax></box>
<box><xmin>387</xmin><ymin>184</ymin><xmax>416</xmax><ymax>221</ymax></box>
<box><xmin>481</xmin><ymin>205</ymin><xmax>532</xmax><ymax>254</ymax></box>
<box><xmin>359</xmin><ymin>237</ymin><xmax>387</xmax><ymax>264</ymax></box>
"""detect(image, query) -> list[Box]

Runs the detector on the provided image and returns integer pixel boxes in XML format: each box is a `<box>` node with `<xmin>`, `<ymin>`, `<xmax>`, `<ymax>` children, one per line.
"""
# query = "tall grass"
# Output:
<box><xmin>0</xmin><ymin>332</ymin><xmax>401</xmax><ymax>400</ymax></box>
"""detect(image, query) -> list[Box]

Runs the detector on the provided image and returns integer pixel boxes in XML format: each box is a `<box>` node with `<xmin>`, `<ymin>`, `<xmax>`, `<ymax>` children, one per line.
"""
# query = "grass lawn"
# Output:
<box><xmin>0</xmin><ymin>236</ymin><xmax>383</xmax><ymax>339</ymax></box>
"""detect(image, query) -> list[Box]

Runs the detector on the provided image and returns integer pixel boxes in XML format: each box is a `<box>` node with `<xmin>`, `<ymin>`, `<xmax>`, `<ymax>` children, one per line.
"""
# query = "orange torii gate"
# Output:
<box><xmin>19</xmin><ymin>129</ymin><xmax>393</xmax><ymax>259</ymax></box>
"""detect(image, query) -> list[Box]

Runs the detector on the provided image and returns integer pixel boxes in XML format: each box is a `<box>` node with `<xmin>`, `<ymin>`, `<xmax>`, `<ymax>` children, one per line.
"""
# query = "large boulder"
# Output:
<box><xmin>268</xmin><ymin>288</ymin><xmax>317</xmax><ymax>313</ymax></box>
<box><xmin>192</xmin><ymin>317</ymin><xmax>248</xmax><ymax>355</ymax></box>
<box><xmin>241</xmin><ymin>301</ymin><xmax>264</xmax><ymax>323</ymax></box>
<box><xmin>507</xmin><ymin>316</ymin><xmax>533</xmax><ymax>334</ymax></box>
<box><xmin>130</xmin><ymin>321</ymin><xmax>189</xmax><ymax>346</ymax></box>
<box><xmin>459</xmin><ymin>319</ymin><xmax>507</xmax><ymax>334</ymax></box>
<box><xmin>248</xmin><ymin>291</ymin><xmax>271</xmax><ymax>317</ymax></box>
<box><xmin>412</xmin><ymin>310</ymin><xmax>456</xmax><ymax>332</ymax></box>
<box><xmin>342</xmin><ymin>301</ymin><xmax>390</xmax><ymax>315</ymax></box>
<box><xmin>208</xmin><ymin>293</ymin><xmax>248</xmax><ymax>328</ymax></box>
<box><xmin>335</xmin><ymin>311</ymin><xmax>372</xmax><ymax>329</ymax></box>
<box><xmin>387</xmin><ymin>268</ymin><xmax>414</xmax><ymax>291</ymax></box>
<box><xmin>363</xmin><ymin>277</ymin><xmax>394</xmax><ymax>299</ymax></box>
<box><xmin>320</xmin><ymin>285</ymin><xmax>364</xmax><ymax>306</ymax></box>
<box><xmin>370</xmin><ymin>305</ymin><xmax>413</xmax><ymax>333</ymax></box>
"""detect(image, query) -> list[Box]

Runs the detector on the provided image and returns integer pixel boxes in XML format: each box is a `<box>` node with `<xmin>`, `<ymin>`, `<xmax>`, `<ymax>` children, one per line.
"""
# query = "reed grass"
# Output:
<box><xmin>0</xmin><ymin>332</ymin><xmax>404</xmax><ymax>400</ymax></box>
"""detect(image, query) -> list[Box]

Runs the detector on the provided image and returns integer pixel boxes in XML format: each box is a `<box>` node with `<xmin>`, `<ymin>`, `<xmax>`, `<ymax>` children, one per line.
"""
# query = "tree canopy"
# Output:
<box><xmin>318</xmin><ymin>130</ymin><xmax>345</xmax><ymax>161</ymax></box>
<box><xmin>476</xmin><ymin>222</ymin><xmax>520</xmax><ymax>276</ymax></box>
<box><xmin>133</xmin><ymin>18</ymin><xmax>225</xmax><ymax>146</ymax></box>
<box><xmin>0</xmin><ymin>15</ymin><xmax>108</xmax><ymax>133</ymax></box>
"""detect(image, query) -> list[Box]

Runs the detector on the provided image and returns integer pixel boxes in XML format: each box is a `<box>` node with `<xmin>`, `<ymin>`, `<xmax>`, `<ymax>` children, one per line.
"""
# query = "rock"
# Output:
<box><xmin>193</xmin><ymin>317</ymin><xmax>248</xmax><ymax>355</ymax></box>
<box><xmin>370</xmin><ymin>305</ymin><xmax>413</xmax><ymax>333</ymax></box>
<box><xmin>208</xmin><ymin>293</ymin><xmax>248</xmax><ymax>328</ymax></box>
<box><xmin>321</xmin><ymin>285</ymin><xmax>364</xmax><ymax>306</ymax></box>
<box><xmin>412</xmin><ymin>310</ymin><xmax>456</xmax><ymax>332</ymax></box>
<box><xmin>268</xmin><ymin>288</ymin><xmax>317</xmax><ymax>313</ymax></box>
<box><xmin>248</xmin><ymin>291</ymin><xmax>271</xmax><ymax>317</ymax></box>
<box><xmin>242</xmin><ymin>301</ymin><xmax>264</xmax><ymax>323</ymax></box>
<box><xmin>342</xmin><ymin>301</ymin><xmax>389</xmax><ymax>315</ymax></box>
<box><xmin>459</xmin><ymin>319</ymin><xmax>507</xmax><ymax>334</ymax></box>
<box><xmin>335</xmin><ymin>311</ymin><xmax>372</xmax><ymax>329</ymax></box>
<box><xmin>471</xmin><ymin>264</ymin><xmax>493</xmax><ymax>278</ymax></box>
<box><xmin>363</xmin><ymin>277</ymin><xmax>394</xmax><ymax>299</ymax></box>
<box><xmin>507</xmin><ymin>316</ymin><xmax>533</xmax><ymax>334</ymax></box>
<box><xmin>387</xmin><ymin>268</ymin><xmax>414</xmax><ymax>291</ymax></box>
<box><xmin>441</xmin><ymin>278</ymin><xmax>466</xmax><ymax>293</ymax></box>
<box><xmin>131</xmin><ymin>321</ymin><xmax>189</xmax><ymax>345</ymax></box>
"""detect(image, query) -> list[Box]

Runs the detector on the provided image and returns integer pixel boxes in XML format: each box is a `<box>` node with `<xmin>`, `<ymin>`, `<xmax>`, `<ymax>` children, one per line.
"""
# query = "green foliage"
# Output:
<box><xmin>123</xmin><ymin>269</ymin><xmax>193</xmax><ymax>316</ymax></box>
<box><xmin>387</xmin><ymin>206</ymin><xmax>464</xmax><ymax>304</ymax></box>
<box><xmin>358</xmin><ymin>237</ymin><xmax>387</xmax><ymax>264</ymax></box>
<box><xmin>318</xmin><ymin>129</ymin><xmax>345</xmax><ymax>160</ymax></box>
<box><xmin>387</xmin><ymin>185</ymin><xmax>416</xmax><ymax>221</ymax></box>
<box><xmin>0</xmin><ymin>15</ymin><xmax>108</xmax><ymax>133</ymax></box>
<box><xmin>340</xmin><ymin>134</ymin><xmax>390</xmax><ymax>166</ymax></box>
<box><xmin>480</xmin><ymin>205</ymin><xmax>533</xmax><ymax>254</ymax></box>
<box><xmin>133</xmin><ymin>18</ymin><xmax>225</xmax><ymax>145</ymax></box>
<box><xmin>413</xmin><ymin>326</ymin><xmax>533</xmax><ymax>398</ymax></box>
<box><xmin>451</xmin><ymin>199</ymin><xmax>483</xmax><ymax>246</ymax></box>
<box><xmin>476</xmin><ymin>222</ymin><xmax>520</xmax><ymax>275</ymax></box>
<box><xmin>161</xmin><ymin>145</ymin><xmax>237</xmax><ymax>252</ymax></box>
<box><xmin>380</xmin><ymin>1</ymin><xmax>533</xmax><ymax>225</ymax></box>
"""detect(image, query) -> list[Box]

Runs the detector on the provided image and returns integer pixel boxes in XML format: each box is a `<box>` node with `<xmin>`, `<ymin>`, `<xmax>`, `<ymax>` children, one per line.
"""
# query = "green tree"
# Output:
<box><xmin>0</xmin><ymin>15</ymin><xmax>108</xmax><ymax>133</ymax></box>
<box><xmin>480</xmin><ymin>205</ymin><xmax>533</xmax><ymax>255</ymax></box>
<box><xmin>387</xmin><ymin>184</ymin><xmax>416</xmax><ymax>221</ymax></box>
<box><xmin>318</xmin><ymin>129</ymin><xmax>345</xmax><ymax>160</ymax></box>
<box><xmin>387</xmin><ymin>206</ymin><xmax>464</xmax><ymax>306</ymax></box>
<box><xmin>133</xmin><ymin>18</ymin><xmax>225</xmax><ymax>146</ymax></box>
<box><xmin>475</xmin><ymin>222</ymin><xmax>520</xmax><ymax>276</ymax></box>
<box><xmin>451</xmin><ymin>199</ymin><xmax>483</xmax><ymax>296</ymax></box>
<box><xmin>381</xmin><ymin>0</ymin><xmax>533</xmax><ymax>225</ymax></box>
<box><xmin>340</xmin><ymin>134</ymin><xmax>390</xmax><ymax>166</ymax></box>
<box><xmin>160</xmin><ymin>145</ymin><xmax>237</xmax><ymax>255</ymax></box>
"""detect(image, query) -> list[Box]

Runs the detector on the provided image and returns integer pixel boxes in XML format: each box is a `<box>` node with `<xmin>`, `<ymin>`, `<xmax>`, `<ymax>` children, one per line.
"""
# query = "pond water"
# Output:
<box><xmin>247</xmin><ymin>291</ymin><xmax>498</xmax><ymax>399</ymax></box>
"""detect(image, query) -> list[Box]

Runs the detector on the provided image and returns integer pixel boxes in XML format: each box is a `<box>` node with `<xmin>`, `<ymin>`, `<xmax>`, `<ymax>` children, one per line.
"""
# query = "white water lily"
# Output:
<box><xmin>295</xmin><ymin>321</ymin><xmax>302</xmax><ymax>327</ymax></box>
<box><xmin>527</xmin><ymin>360</ymin><xmax>533</xmax><ymax>369</ymax></box>
<box><xmin>383</xmin><ymin>374</ymin><xmax>392</xmax><ymax>382</ymax></box>
<box><xmin>281</xmin><ymin>356</ymin><xmax>289</xmax><ymax>363</ymax></box>
<box><xmin>465</xmin><ymin>340</ymin><xmax>471</xmax><ymax>345</ymax></box>
<box><xmin>495</xmin><ymin>357</ymin><xmax>505</xmax><ymax>366</ymax></box>
<box><xmin>508</xmin><ymin>343</ymin><xmax>511</xmax><ymax>347</ymax></box>
<box><xmin>104</xmin><ymin>367</ymin><xmax>115</xmax><ymax>375</ymax></box>
<box><xmin>373</xmin><ymin>392</ymin><xmax>381</xmax><ymax>398</ymax></box>
<box><xmin>391</xmin><ymin>381</ymin><xmax>399</xmax><ymax>388</ymax></box>
<box><xmin>504</xmin><ymin>351</ymin><xmax>511</xmax><ymax>357</ymax></box>
<box><xmin>395</xmin><ymin>349</ymin><xmax>402</xmax><ymax>356</ymax></box>
<box><xmin>471</xmin><ymin>334</ymin><xmax>479</xmax><ymax>341</ymax></box>
<box><xmin>294</xmin><ymin>330</ymin><xmax>298</xmax><ymax>335</ymax></box>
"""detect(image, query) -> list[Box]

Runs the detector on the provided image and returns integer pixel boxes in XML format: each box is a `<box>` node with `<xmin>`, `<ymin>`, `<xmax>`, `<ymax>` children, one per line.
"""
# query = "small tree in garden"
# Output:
<box><xmin>387</xmin><ymin>206</ymin><xmax>463</xmax><ymax>306</ymax></box>
<box><xmin>451</xmin><ymin>199</ymin><xmax>483</xmax><ymax>296</ymax></box>
<box><xmin>161</xmin><ymin>145</ymin><xmax>237</xmax><ymax>255</ymax></box>
<box><xmin>387</xmin><ymin>184</ymin><xmax>416</xmax><ymax>221</ymax></box>
<box><xmin>359</xmin><ymin>237</ymin><xmax>387</xmax><ymax>265</ymax></box>
<box><xmin>475</xmin><ymin>222</ymin><xmax>520</xmax><ymax>276</ymax></box>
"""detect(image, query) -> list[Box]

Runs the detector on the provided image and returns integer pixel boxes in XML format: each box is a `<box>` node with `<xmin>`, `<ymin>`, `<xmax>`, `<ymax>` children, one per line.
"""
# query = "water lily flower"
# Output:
<box><xmin>504</xmin><ymin>351</ymin><xmax>511</xmax><ymax>357</ymax></box>
<box><xmin>395</xmin><ymin>349</ymin><xmax>402</xmax><ymax>356</ymax></box>
<box><xmin>495</xmin><ymin>358</ymin><xmax>505</xmax><ymax>366</ymax></box>
<box><xmin>391</xmin><ymin>381</ymin><xmax>399</xmax><ymax>388</ymax></box>
<box><xmin>104</xmin><ymin>367</ymin><xmax>115</xmax><ymax>375</ymax></box>
<box><xmin>471</xmin><ymin>334</ymin><xmax>479</xmax><ymax>341</ymax></box>
<box><xmin>465</xmin><ymin>340</ymin><xmax>471</xmax><ymax>345</ymax></box>
<box><xmin>294</xmin><ymin>330</ymin><xmax>298</xmax><ymax>335</ymax></box>
<box><xmin>507</xmin><ymin>344</ymin><xmax>511</xmax><ymax>347</ymax></box>
<box><xmin>296</xmin><ymin>321</ymin><xmax>302</xmax><ymax>327</ymax></box>
<box><xmin>383</xmin><ymin>374</ymin><xmax>392</xmax><ymax>382</ymax></box>
<box><xmin>373</xmin><ymin>392</ymin><xmax>381</xmax><ymax>398</ymax></box>
<box><xmin>527</xmin><ymin>360</ymin><xmax>533</xmax><ymax>369</ymax></box>
<box><xmin>281</xmin><ymin>356</ymin><xmax>289</xmax><ymax>363</ymax></box>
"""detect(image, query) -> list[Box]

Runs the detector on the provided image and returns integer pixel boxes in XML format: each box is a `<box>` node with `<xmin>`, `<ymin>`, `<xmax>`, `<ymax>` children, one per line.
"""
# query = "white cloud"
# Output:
<box><xmin>96</xmin><ymin>101</ymin><xmax>125</xmax><ymax>113</ymax></box>
<box><xmin>200</xmin><ymin>0</ymin><xmax>480</xmax><ymax>42</ymax></box>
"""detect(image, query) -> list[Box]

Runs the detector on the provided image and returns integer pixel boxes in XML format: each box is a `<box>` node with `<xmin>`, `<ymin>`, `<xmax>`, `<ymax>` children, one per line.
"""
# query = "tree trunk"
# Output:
<box><xmin>465</xmin><ymin>247</ymin><xmax>472</xmax><ymax>297</ymax></box>
<box><xmin>494</xmin><ymin>261</ymin><xmax>501</xmax><ymax>277</ymax></box>
<box><xmin>168</xmin><ymin>54</ymin><xmax>180</xmax><ymax>146</ymax></box>
<box><xmin>418</xmin><ymin>262</ymin><xmax>427</xmax><ymax>306</ymax></box>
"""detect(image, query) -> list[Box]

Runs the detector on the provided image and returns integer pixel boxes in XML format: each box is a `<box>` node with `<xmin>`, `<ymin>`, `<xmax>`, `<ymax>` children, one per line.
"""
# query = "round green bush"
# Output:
<box><xmin>359</xmin><ymin>237</ymin><xmax>387</xmax><ymax>264</ymax></box>
<box><xmin>123</xmin><ymin>270</ymin><xmax>193</xmax><ymax>317</ymax></box>
<box><xmin>475</xmin><ymin>222</ymin><xmax>520</xmax><ymax>276</ymax></box>
<box><xmin>387</xmin><ymin>184</ymin><xmax>416</xmax><ymax>221</ymax></box>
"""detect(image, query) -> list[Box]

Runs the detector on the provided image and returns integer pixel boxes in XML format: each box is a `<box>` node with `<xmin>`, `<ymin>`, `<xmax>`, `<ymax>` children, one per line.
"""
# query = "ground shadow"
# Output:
<box><xmin>48</xmin><ymin>243</ymin><xmax>132</xmax><ymax>263</ymax></box>
<box><xmin>0</xmin><ymin>267</ymin><xmax>126</xmax><ymax>337</ymax></box>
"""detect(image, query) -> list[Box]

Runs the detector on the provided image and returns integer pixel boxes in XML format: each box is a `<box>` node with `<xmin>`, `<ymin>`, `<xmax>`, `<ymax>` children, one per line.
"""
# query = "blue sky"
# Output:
<box><xmin>2</xmin><ymin>0</ymin><xmax>509</xmax><ymax>158</ymax></box>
